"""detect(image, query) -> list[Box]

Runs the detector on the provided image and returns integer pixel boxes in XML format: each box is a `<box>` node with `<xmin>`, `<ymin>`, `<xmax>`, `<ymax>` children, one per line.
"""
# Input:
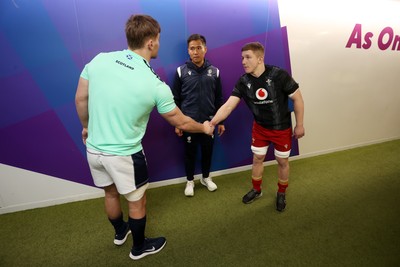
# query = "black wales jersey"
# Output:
<box><xmin>232</xmin><ymin>65</ymin><xmax>299</xmax><ymax>130</ymax></box>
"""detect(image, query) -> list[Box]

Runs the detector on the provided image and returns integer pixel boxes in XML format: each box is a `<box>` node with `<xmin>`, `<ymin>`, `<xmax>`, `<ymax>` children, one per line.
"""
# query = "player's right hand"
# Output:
<box><xmin>175</xmin><ymin>127</ymin><xmax>183</xmax><ymax>137</ymax></box>
<box><xmin>203</xmin><ymin>121</ymin><xmax>215</xmax><ymax>136</ymax></box>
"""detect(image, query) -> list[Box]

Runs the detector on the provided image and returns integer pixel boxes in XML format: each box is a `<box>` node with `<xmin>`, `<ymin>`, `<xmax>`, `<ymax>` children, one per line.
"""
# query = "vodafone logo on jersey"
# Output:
<box><xmin>255</xmin><ymin>88</ymin><xmax>268</xmax><ymax>100</ymax></box>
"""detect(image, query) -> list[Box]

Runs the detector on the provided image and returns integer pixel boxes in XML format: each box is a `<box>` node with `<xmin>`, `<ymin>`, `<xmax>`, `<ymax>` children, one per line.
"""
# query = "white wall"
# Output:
<box><xmin>279</xmin><ymin>0</ymin><xmax>400</xmax><ymax>156</ymax></box>
<box><xmin>1</xmin><ymin>0</ymin><xmax>399</xmax><ymax>214</ymax></box>
<box><xmin>0</xmin><ymin>164</ymin><xmax>103</xmax><ymax>214</ymax></box>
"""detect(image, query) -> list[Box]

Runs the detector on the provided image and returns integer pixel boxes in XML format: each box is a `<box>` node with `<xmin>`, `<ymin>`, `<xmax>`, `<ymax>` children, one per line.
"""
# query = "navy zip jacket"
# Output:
<box><xmin>172</xmin><ymin>59</ymin><xmax>223</xmax><ymax>124</ymax></box>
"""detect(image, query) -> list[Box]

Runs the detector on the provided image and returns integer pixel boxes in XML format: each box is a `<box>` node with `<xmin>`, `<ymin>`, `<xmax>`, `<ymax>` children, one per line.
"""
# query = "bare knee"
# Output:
<box><xmin>253</xmin><ymin>153</ymin><xmax>266</xmax><ymax>165</ymax></box>
<box><xmin>104</xmin><ymin>184</ymin><xmax>120</xmax><ymax>198</ymax></box>
<box><xmin>276</xmin><ymin>157</ymin><xmax>289</xmax><ymax>169</ymax></box>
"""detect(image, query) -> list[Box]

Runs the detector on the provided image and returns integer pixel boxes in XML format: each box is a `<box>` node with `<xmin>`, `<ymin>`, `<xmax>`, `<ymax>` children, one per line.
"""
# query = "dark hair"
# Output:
<box><xmin>241</xmin><ymin>42</ymin><xmax>265</xmax><ymax>56</ymax></box>
<box><xmin>125</xmin><ymin>14</ymin><xmax>161</xmax><ymax>49</ymax></box>
<box><xmin>187</xmin><ymin>34</ymin><xmax>206</xmax><ymax>47</ymax></box>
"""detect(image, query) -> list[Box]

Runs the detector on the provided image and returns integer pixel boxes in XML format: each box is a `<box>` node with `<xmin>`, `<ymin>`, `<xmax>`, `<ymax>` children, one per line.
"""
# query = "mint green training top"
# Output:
<box><xmin>80</xmin><ymin>49</ymin><xmax>176</xmax><ymax>155</ymax></box>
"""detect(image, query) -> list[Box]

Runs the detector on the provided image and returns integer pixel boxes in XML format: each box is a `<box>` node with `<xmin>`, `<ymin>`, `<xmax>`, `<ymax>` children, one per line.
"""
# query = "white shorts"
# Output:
<box><xmin>86</xmin><ymin>148</ymin><xmax>149</xmax><ymax>195</ymax></box>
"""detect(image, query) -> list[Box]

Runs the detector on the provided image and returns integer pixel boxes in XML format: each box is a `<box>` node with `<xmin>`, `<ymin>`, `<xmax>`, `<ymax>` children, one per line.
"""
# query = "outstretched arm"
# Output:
<box><xmin>211</xmin><ymin>96</ymin><xmax>241</xmax><ymax>126</ymax></box>
<box><xmin>161</xmin><ymin>107</ymin><xmax>214</xmax><ymax>136</ymax></box>
<box><xmin>290</xmin><ymin>89</ymin><xmax>305</xmax><ymax>139</ymax></box>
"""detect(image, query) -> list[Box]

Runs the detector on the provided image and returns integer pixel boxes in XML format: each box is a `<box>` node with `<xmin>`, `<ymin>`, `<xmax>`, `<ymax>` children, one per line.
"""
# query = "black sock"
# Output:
<box><xmin>128</xmin><ymin>216</ymin><xmax>146</xmax><ymax>249</ymax></box>
<box><xmin>108</xmin><ymin>213</ymin><xmax>126</xmax><ymax>235</ymax></box>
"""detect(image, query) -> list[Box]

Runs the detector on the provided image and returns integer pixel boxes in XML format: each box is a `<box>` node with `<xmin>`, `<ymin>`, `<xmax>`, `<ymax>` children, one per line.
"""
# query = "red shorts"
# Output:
<box><xmin>251</xmin><ymin>122</ymin><xmax>292</xmax><ymax>157</ymax></box>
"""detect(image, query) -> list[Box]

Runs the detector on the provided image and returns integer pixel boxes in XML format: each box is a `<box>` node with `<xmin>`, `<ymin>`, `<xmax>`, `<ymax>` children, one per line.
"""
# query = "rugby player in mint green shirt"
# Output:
<box><xmin>75</xmin><ymin>14</ymin><xmax>214</xmax><ymax>261</ymax></box>
<box><xmin>80</xmin><ymin>49</ymin><xmax>176</xmax><ymax>155</ymax></box>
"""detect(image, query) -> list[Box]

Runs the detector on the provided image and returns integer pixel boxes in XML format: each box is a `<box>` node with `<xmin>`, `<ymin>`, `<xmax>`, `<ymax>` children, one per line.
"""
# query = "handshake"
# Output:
<box><xmin>203</xmin><ymin>120</ymin><xmax>216</xmax><ymax>136</ymax></box>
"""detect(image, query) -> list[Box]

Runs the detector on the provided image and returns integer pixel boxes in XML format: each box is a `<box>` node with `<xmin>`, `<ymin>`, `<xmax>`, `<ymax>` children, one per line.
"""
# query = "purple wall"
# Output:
<box><xmin>0</xmin><ymin>0</ymin><xmax>298</xmax><ymax>186</ymax></box>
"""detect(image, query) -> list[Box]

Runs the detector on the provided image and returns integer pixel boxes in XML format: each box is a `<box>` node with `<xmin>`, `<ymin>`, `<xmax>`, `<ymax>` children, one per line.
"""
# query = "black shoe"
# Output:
<box><xmin>129</xmin><ymin>237</ymin><xmax>167</xmax><ymax>260</ymax></box>
<box><xmin>242</xmin><ymin>189</ymin><xmax>262</xmax><ymax>204</ymax></box>
<box><xmin>276</xmin><ymin>192</ymin><xmax>286</xmax><ymax>212</ymax></box>
<box><xmin>114</xmin><ymin>223</ymin><xmax>131</xmax><ymax>246</ymax></box>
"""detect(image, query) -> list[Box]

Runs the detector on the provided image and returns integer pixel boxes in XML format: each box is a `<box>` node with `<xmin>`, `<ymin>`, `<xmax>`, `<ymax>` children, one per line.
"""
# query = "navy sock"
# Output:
<box><xmin>108</xmin><ymin>213</ymin><xmax>126</xmax><ymax>234</ymax></box>
<box><xmin>129</xmin><ymin>216</ymin><xmax>146</xmax><ymax>249</ymax></box>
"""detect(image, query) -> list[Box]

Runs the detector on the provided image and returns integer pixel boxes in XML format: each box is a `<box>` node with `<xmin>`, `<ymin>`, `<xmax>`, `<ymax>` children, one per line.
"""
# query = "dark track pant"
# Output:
<box><xmin>182</xmin><ymin>132</ymin><xmax>214</xmax><ymax>181</ymax></box>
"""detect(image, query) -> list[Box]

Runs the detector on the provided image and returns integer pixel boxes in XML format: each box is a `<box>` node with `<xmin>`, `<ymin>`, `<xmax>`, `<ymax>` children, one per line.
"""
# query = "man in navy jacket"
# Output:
<box><xmin>172</xmin><ymin>34</ymin><xmax>225</xmax><ymax>197</ymax></box>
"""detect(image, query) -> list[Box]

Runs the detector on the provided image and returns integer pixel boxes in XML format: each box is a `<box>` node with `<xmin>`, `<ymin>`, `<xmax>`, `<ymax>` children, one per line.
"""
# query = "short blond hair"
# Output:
<box><xmin>241</xmin><ymin>42</ymin><xmax>265</xmax><ymax>57</ymax></box>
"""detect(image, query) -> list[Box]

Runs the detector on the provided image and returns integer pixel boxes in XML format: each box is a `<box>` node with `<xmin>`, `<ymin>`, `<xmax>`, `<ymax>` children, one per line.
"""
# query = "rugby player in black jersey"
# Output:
<box><xmin>211</xmin><ymin>42</ymin><xmax>305</xmax><ymax>212</ymax></box>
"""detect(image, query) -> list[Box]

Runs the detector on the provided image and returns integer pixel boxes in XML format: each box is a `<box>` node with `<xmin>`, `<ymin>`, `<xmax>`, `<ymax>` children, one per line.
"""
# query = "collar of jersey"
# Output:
<box><xmin>124</xmin><ymin>49</ymin><xmax>149</xmax><ymax>65</ymax></box>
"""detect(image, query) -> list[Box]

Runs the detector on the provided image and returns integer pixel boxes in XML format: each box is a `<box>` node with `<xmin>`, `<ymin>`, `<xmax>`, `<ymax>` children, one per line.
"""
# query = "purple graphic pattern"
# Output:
<box><xmin>0</xmin><ymin>0</ymin><xmax>298</xmax><ymax>185</ymax></box>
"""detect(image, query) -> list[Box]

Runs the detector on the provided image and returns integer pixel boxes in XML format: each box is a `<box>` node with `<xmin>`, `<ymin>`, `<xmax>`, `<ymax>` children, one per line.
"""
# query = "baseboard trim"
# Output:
<box><xmin>0</xmin><ymin>192</ymin><xmax>104</xmax><ymax>215</ymax></box>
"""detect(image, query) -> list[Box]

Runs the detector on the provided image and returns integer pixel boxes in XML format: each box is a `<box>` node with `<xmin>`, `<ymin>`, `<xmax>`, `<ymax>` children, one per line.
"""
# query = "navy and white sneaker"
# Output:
<box><xmin>129</xmin><ymin>237</ymin><xmax>167</xmax><ymax>260</ymax></box>
<box><xmin>113</xmin><ymin>224</ymin><xmax>131</xmax><ymax>246</ymax></box>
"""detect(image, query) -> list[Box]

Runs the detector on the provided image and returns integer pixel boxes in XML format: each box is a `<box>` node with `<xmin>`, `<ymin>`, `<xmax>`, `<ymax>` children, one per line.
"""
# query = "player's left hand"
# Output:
<box><xmin>217</xmin><ymin>125</ymin><xmax>225</xmax><ymax>136</ymax></box>
<box><xmin>82</xmin><ymin>128</ymin><xmax>88</xmax><ymax>145</ymax></box>
<box><xmin>293</xmin><ymin>125</ymin><xmax>305</xmax><ymax>139</ymax></box>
